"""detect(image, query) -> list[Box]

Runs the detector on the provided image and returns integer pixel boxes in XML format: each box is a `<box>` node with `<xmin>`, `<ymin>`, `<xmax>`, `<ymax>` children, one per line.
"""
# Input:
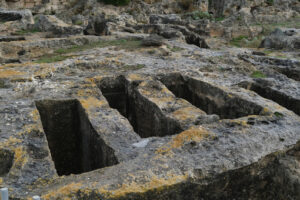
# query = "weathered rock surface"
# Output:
<box><xmin>0</xmin><ymin>33</ymin><xmax>298</xmax><ymax>199</ymax></box>
<box><xmin>141</xmin><ymin>35</ymin><xmax>164</xmax><ymax>46</ymax></box>
<box><xmin>260</xmin><ymin>28</ymin><xmax>300</xmax><ymax>50</ymax></box>
<box><xmin>149</xmin><ymin>14</ymin><xmax>182</xmax><ymax>25</ymax></box>
<box><xmin>0</xmin><ymin>8</ymin><xmax>33</xmax><ymax>24</ymax></box>
<box><xmin>0</xmin><ymin>35</ymin><xmax>103</xmax><ymax>63</ymax></box>
<box><xmin>0</xmin><ymin>1</ymin><xmax>299</xmax><ymax>200</ymax></box>
<box><xmin>34</xmin><ymin>15</ymin><xmax>83</xmax><ymax>37</ymax></box>
<box><xmin>0</xmin><ymin>0</ymin><xmax>70</xmax><ymax>13</ymax></box>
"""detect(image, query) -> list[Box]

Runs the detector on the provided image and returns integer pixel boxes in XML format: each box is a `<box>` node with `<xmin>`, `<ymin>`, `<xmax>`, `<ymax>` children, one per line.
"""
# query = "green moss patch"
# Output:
<box><xmin>13</xmin><ymin>28</ymin><xmax>40</xmax><ymax>35</ymax></box>
<box><xmin>251</xmin><ymin>71</ymin><xmax>266</xmax><ymax>78</ymax></box>
<box><xmin>123</xmin><ymin>64</ymin><xmax>145</xmax><ymax>71</ymax></box>
<box><xmin>35</xmin><ymin>39</ymin><xmax>142</xmax><ymax>63</ymax></box>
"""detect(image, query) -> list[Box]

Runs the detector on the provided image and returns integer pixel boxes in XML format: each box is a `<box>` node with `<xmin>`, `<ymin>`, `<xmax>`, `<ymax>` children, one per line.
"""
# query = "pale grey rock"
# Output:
<box><xmin>34</xmin><ymin>15</ymin><xmax>83</xmax><ymax>36</ymax></box>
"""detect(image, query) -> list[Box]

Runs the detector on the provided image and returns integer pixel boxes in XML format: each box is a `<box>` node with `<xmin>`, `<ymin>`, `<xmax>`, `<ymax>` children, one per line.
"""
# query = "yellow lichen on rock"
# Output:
<box><xmin>0</xmin><ymin>63</ymin><xmax>20</xmax><ymax>69</ymax></box>
<box><xmin>30</xmin><ymin>109</ymin><xmax>40</xmax><ymax>122</ymax></box>
<box><xmin>77</xmin><ymin>88</ymin><xmax>97</xmax><ymax>97</ymax></box>
<box><xmin>0</xmin><ymin>136</ymin><xmax>22</xmax><ymax>147</ymax></box>
<box><xmin>226</xmin><ymin>119</ymin><xmax>249</xmax><ymax>127</ymax></box>
<box><xmin>139</xmin><ymin>87</ymin><xmax>152</xmax><ymax>96</ymax></box>
<box><xmin>160</xmin><ymin>86</ymin><xmax>174</xmax><ymax>95</ymax></box>
<box><xmin>42</xmin><ymin>182</ymin><xmax>83</xmax><ymax>199</ymax></box>
<box><xmin>20</xmin><ymin>124</ymin><xmax>44</xmax><ymax>136</ymax></box>
<box><xmin>76</xmin><ymin>81</ymin><xmax>101</xmax><ymax>97</ymax></box>
<box><xmin>98</xmin><ymin>173</ymin><xmax>188</xmax><ymax>198</ymax></box>
<box><xmin>127</xmin><ymin>74</ymin><xmax>145</xmax><ymax>81</ymax></box>
<box><xmin>149</xmin><ymin>97</ymin><xmax>175</xmax><ymax>109</ymax></box>
<box><xmin>13</xmin><ymin>146</ymin><xmax>28</xmax><ymax>169</ymax></box>
<box><xmin>170</xmin><ymin>126</ymin><xmax>212</xmax><ymax>148</ymax></box>
<box><xmin>156</xmin><ymin>126</ymin><xmax>213</xmax><ymax>155</ymax></box>
<box><xmin>260</xmin><ymin>107</ymin><xmax>272</xmax><ymax>115</ymax></box>
<box><xmin>79</xmin><ymin>97</ymin><xmax>107</xmax><ymax>110</ymax></box>
<box><xmin>171</xmin><ymin>106</ymin><xmax>206</xmax><ymax>121</ymax></box>
<box><xmin>33</xmin><ymin>65</ymin><xmax>55</xmax><ymax>79</ymax></box>
<box><xmin>0</xmin><ymin>70</ymin><xmax>25</xmax><ymax>78</ymax></box>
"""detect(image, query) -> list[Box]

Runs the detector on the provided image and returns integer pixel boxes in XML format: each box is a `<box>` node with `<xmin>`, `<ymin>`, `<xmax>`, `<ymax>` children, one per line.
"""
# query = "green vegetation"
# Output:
<box><xmin>123</xmin><ymin>64</ymin><xmax>145</xmax><ymax>71</ymax></box>
<box><xmin>215</xmin><ymin>16</ymin><xmax>225</xmax><ymax>22</ymax></box>
<box><xmin>262</xmin><ymin>17</ymin><xmax>300</xmax><ymax>33</ymax></box>
<box><xmin>35</xmin><ymin>55</ymin><xmax>72</xmax><ymax>64</ymax></box>
<box><xmin>230</xmin><ymin>35</ymin><xmax>262</xmax><ymax>48</ymax></box>
<box><xmin>218</xmin><ymin>66</ymin><xmax>226</xmax><ymax>72</ymax></box>
<box><xmin>100</xmin><ymin>0</ymin><xmax>130</xmax><ymax>6</ymax></box>
<box><xmin>266</xmin><ymin>0</ymin><xmax>274</xmax><ymax>5</ymax></box>
<box><xmin>13</xmin><ymin>28</ymin><xmax>40</xmax><ymax>35</ymax></box>
<box><xmin>229</xmin><ymin>35</ymin><xmax>248</xmax><ymax>47</ymax></box>
<box><xmin>74</xmin><ymin>20</ymin><xmax>83</xmax><ymax>25</ymax></box>
<box><xmin>182</xmin><ymin>11</ymin><xmax>213</xmax><ymax>20</ymax></box>
<box><xmin>35</xmin><ymin>39</ymin><xmax>142</xmax><ymax>63</ymax></box>
<box><xmin>274</xmin><ymin>112</ymin><xmax>284</xmax><ymax>118</ymax></box>
<box><xmin>274</xmin><ymin>55</ymin><xmax>288</xmax><ymax>59</ymax></box>
<box><xmin>263</xmin><ymin>50</ymin><xmax>273</xmax><ymax>55</ymax></box>
<box><xmin>251</xmin><ymin>71</ymin><xmax>266</xmax><ymax>78</ymax></box>
<box><xmin>190</xmin><ymin>11</ymin><xmax>212</xmax><ymax>20</ymax></box>
<box><xmin>0</xmin><ymin>80</ymin><xmax>6</xmax><ymax>88</ymax></box>
<box><xmin>167</xmin><ymin>45</ymin><xmax>184</xmax><ymax>52</ymax></box>
<box><xmin>236</xmin><ymin>16</ymin><xmax>242</xmax><ymax>21</ymax></box>
<box><xmin>56</xmin><ymin>39</ymin><xmax>141</xmax><ymax>54</ymax></box>
<box><xmin>230</xmin><ymin>17</ymin><xmax>300</xmax><ymax>48</ymax></box>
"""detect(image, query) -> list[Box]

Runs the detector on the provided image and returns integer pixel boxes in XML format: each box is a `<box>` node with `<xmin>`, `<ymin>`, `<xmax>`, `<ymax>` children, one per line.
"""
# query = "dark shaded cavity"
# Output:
<box><xmin>99</xmin><ymin>77</ymin><xmax>182</xmax><ymax>138</ymax></box>
<box><xmin>239</xmin><ymin>82</ymin><xmax>300</xmax><ymax>116</ymax></box>
<box><xmin>0</xmin><ymin>13</ymin><xmax>22</xmax><ymax>22</ymax></box>
<box><xmin>274</xmin><ymin>67</ymin><xmax>300</xmax><ymax>81</ymax></box>
<box><xmin>0</xmin><ymin>149</ymin><xmax>14</xmax><ymax>176</ymax></box>
<box><xmin>0</xmin><ymin>79</ymin><xmax>9</xmax><ymax>88</ymax></box>
<box><xmin>160</xmin><ymin>74</ymin><xmax>263</xmax><ymax>119</ymax></box>
<box><xmin>185</xmin><ymin>34</ymin><xmax>209</xmax><ymax>48</ymax></box>
<box><xmin>0</xmin><ymin>36</ymin><xmax>25</xmax><ymax>42</ymax></box>
<box><xmin>35</xmin><ymin>99</ymin><xmax>118</xmax><ymax>176</ymax></box>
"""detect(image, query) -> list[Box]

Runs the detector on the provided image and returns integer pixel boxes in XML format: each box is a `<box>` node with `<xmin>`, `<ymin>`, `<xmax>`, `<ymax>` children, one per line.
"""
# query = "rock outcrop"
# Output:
<box><xmin>0</xmin><ymin>8</ymin><xmax>33</xmax><ymax>24</ymax></box>
<box><xmin>34</xmin><ymin>15</ymin><xmax>83</xmax><ymax>37</ymax></box>
<box><xmin>260</xmin><ymin>28</ymin><xmax>300</xmax><ymax>50</ymax></box>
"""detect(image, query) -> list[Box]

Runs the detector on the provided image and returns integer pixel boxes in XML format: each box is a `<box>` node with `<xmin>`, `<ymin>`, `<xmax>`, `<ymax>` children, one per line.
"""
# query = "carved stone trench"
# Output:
<box><xmin>33</xmin><ymin>73</ymin><xmax>276</xmax><ymax>177</ymax></box>
<box><xmin>1</xmin><ymin>69</ymin><xmax>298</xmax><ymax>199</ymax></box>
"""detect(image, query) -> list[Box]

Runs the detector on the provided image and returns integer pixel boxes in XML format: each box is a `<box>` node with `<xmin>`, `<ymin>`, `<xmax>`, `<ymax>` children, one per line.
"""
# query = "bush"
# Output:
<box><xmin>193</xmin><ymin>11</ymin><xmax>212</xmax><ymax>20</ymax></box>
<box><xmin>266</xmin><ymin>0</ymin><xmax>274</xmax><ymax>5</ymax></box>
<box><xmin>100</xmin><ymin>0</ymin><xmax>130</xmax><ymax>6</ymax></box>
<box><xmin>215</xmin><ymin>16</ymin><xmax>225</xmax><ymax>22</ymax></box>
<box><xmin>229</xmin><ymin>35</ymin><xmax>248</xmax><ymax>47</ymax></box>
<box><xmin>185</xmin><ymin>11</ymin><xmax>212</xmax><ymax>20</ymax></box>
<box><xmin>13</xmin><ymin>28</ymin><xmax>40</xmax><ymax>35</ymax></box>
<box><xmin>251</xmin><ymin>71</ymin><xmax>266</xmax><ymax>78</ymax></box>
